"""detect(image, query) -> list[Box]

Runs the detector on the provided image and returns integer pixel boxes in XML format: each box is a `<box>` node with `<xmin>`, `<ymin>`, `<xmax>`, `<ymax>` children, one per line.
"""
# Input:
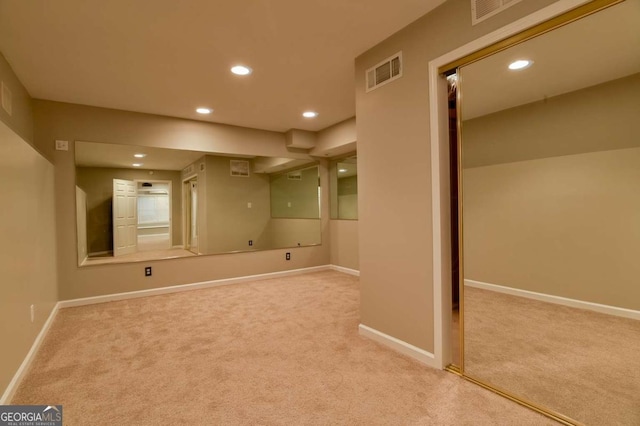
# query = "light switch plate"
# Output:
<box><xmin>55</xmin><ymin>140</ymin><xmax>69</xmax><ymax>151</ymax></box>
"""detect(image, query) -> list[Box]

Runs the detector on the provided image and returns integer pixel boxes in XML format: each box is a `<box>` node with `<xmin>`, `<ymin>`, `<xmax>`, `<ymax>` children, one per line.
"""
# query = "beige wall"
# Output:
<box><xmin>464</xmin><ymin>147</ymin><xmax>640</xmax><ymax>310</ymax></box>
<box><xmin>0</xmin><ymin>121</ymin><xmax>57</xmax><ymax>396</ymax></box>
<box><xmin>205</xmin><ymin>155</ymin><xmax>272</xmax><ymax>253</ymax></box>
<box><xmin>32</xmin><ymin>101</ymin><xmax>304</xmax><ymax>163</ymax></box>
<box><xmin>312</xmin><ymin>117</ymin><xmax>356</xmax><ymax>157</ymax></box>
<box><xmin>265</xmin><ymin>219</ymin><xmax>323</xmax><ymax>249</ymax></box>
<box><xmin>0</xmin><ymin>54</ymin><xmax>57</xmax><ymax>399</ymax></box>
<box><xmin>76</xmin><ymin>167</ymin><xmax>183</xmax><ymax>253</ymax></box>
<box><xmin>463</xmin><ymin>74</ymin><xmax>640</xmax><ymax>311</ymax></box>
<box><xmin>33</xmin><ymin>100</ymin><xmax>330</xmax><ymax>300</ymax></box>
<box><xmin>355</xmin><ymin>0</ymin><xmax>558</xmax><ymax>352</ymax></box>
<box><xmin>270</xmin><ymin>166</ymin><xmax>320</xmax><ymax>218</ymax></box>
<box><xmin>328</xmin><ymin>155</ymin><xmax>359</xmax><ymax>270</ymax></box>
<box><xmin>330</xmin><ymin>220</ymin><xmax>359</xmax><ymax>271</ymax></box>
<box><xmin>463</xmin><ymin>73</ymin><xmax>640</xmax><ymax>168</ymax></box>
<box><xmin>0</xmin><ymin>53</ymin><xmax>33</xmax><ymax>146</ymax></box>
<box><xmin>337</xmin><ymin>175</ymin><xmax>358</xmax><ymax>219</ymax></box>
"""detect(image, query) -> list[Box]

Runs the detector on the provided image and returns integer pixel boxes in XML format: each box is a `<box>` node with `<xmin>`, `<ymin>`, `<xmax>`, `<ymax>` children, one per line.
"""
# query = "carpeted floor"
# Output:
<box><xmin>12</xmin><ymin>271</ymin><xmax>555</xmax><ymax>425</ymax></box>
<box><xmin>464</xmin><ymin>286</ymin><xmax>640</xmax><ymax>426</ymax></box>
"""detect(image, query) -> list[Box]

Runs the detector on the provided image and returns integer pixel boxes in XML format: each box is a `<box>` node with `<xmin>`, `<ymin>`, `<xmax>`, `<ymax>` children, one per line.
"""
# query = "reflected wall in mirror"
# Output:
<box><xmin>329</xmin><ymin>155</ymin><xmax>358</xmax><ymax>219</ymax></box>
<box><xmin>458</xmin><ymin>1</ymin><xmax>640</xmax><ymax>424</ymax></box>
<box><xmin>75</xmin><ymin>141</ymin><xmax>321</xmax><ymax>265</ymax></box>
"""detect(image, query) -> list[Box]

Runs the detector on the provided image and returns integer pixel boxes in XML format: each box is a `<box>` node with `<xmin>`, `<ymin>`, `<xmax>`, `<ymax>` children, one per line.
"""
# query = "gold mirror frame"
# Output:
<box><xmin>442</xmin><ymin>0</ymin><xmax>624</xmax><ymax>424</ymax></box>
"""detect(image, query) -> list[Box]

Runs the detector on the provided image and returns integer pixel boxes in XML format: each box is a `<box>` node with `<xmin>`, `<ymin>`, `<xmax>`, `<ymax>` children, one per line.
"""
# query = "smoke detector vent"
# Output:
<box><xmin>366</xmin><ymin>52</ymin><xmax>402</xmax><ymax>93</ymax></box>
<box><xmin>471</xmin><ymin>0</ymin><xmax>522</xmax><ymax>25</ymax></box>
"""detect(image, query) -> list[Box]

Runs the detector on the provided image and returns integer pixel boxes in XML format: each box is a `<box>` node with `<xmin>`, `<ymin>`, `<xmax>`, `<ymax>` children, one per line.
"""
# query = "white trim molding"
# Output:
<box><xmin>0</xmin><ymin>304</ymin><xmax>60</xmax><ymax>404</ymax></box>
<box><xmin>465</xmin><ymin>279</ymin><xmax>640</xmax><ymax>321</ymax></box>
<box><xmin>359</xmin><ymin>324</ymin><xmax>437</xmax><ymax>368</ymax></box>
<box><xmin>429</xmin><ymin>0</ymin><xmax>592</xmax><ymax>371</ymax></box>
<box><xmin>59</xmin><ymin>265</ymin><xmax>332</xmax><ymax>308</ymax></box>
<box><xmin>328</xmin><ymin>264</ymin><xmax>360</xmax><ymax>276</ymax></box>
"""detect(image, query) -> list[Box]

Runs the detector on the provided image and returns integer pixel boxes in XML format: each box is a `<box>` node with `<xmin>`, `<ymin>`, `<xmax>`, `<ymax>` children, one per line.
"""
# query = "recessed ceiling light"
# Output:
<box><xmin>338</xmin><ymin>169</ymin><xmax>347</xmax><ymax>173</ymax></box>
<box><xmin>196</xmin><ymin>107</ymin><xmax>213</xmax><ymax>114</ymax></box>
<box><xmin>231</xmin><ymin>65</ymin><xmax>252</xmax><ymax>76</ymax></box>
<box><xmin>134</xmin><ymin>153</ymin><xmax>146</xmax><ymax>158</ymax></box>
<box><xmin>302</xmin><ymin>111</ymin><xmax>318</xmax><ymax>118</ymax></box>
<box><xmin>508</xmin><ymin>60</ymin><xmax>533</xmax><ymax>70</ymax></box>
<box><xmin>132</xmin><ymin>163</ymin><xmax>143</xmax><ymax>167</ymax></box>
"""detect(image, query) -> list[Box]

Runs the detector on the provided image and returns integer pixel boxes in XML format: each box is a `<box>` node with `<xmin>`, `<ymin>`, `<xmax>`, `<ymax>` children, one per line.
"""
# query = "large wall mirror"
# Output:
<box><xmin>75</xmin><ymin>141</ymin><xmax>321</xmax><ymax>265</ymax></box>
<box><xmin>453</xmin><ymin>0</ymin><xmax>639</xmax><ymax>424</ymax></box>
<box><xmin>329</xmin><ymin>154</ymin><xmax>358</xmax><ymax>220</ymax></box>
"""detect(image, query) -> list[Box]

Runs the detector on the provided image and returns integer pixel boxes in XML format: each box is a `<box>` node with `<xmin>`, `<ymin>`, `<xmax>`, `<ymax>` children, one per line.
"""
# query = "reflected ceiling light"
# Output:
<box><xmin>132</xmin><ymin>163</ymin><xmax>143</xmax><ymax>167</ymax></box>
<box><xmin>134</xmin><ymin>153</ymin><xmax>146</xmax><ymax>158</ymax></box>
<box><xmin>302</xmin><ymin>111</ymin><xmax>318</xmax><ymax>118</ymax></box>
<box><xmin>508</xmin><ymin>59</ymin><xmax>533</xmax><ymax>70</ymax></box>
<box><xmin>196</xmin><ymin>107</ymin><xmax>213</xmax><ymax>114</ymax></box>
<box><xmin>231</xmin><ymin>65</ymin><xmax>252</xmax><ymax>76</ymax></box>
<box><xmin>338</xmin><ymin>168</ymin><xmax>348</xmax><ymax>173</ymax></box>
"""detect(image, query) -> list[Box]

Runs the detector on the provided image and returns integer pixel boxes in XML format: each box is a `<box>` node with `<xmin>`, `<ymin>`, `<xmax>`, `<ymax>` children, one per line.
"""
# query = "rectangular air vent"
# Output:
<box><xmin>471</xmin><ymin>0</ymin><xmax>522</xmax><ymax>25</ymax></box>
<box><xmin>366</xmin><ymin>52</ymin><xmax>402</xmax><ymax>93</ymax></box>
<box><xmin>288</xmin><ymin>171</ymin><xmax>302</xmax><ymax>180</ymax></box>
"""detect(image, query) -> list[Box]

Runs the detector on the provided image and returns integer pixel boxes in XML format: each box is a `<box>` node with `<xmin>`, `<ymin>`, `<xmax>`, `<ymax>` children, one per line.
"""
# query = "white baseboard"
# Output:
<box><xmin>358</xmin><ymin>324</ymin><xmax>437</xmax><ymax>368</ymax></box>
<box><xmin>329</xmin><ymin>264</ymin><xmax>360</xmax><ymax>276</ymax></box>
<box><xmin>465</xmin><ymin>279</ymin><xmax>640</xmax><ymax>321</ymax></box>
<box><xmin>58</xmin><ymin>265</ymin><xmax>333</xmax><ymax>308</ymax></box>
<box><xmin>0</xmin><ymin>303</ymin><xmax>60</xmax><ymax>404</ymax></box>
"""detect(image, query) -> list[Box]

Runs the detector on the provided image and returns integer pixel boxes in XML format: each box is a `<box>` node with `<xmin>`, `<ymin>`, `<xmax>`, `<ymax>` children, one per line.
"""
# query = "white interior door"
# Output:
<box><xmin>113</xmin><ymin>179</ymin><xmax>137</xmax><ymax>256</ymax></box>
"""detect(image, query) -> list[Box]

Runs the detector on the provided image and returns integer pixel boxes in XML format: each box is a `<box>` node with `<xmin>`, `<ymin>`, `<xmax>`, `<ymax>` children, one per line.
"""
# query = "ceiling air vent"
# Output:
<box><xmin>366</xmin><ymin>52</ymin><xmax>402</xmax><ymax>93</ymax></box>
<box><xmin>471</xmin><ymin>0</ymin><xmax>522</xmax><ymax>25</ymax></box>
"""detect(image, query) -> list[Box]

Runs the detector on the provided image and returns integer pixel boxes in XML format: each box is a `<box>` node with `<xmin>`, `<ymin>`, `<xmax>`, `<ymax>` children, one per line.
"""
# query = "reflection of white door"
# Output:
<box><xmin>190</xmin><ymin>180</ymin><xmax>198</xmax><ymax>250</ymax></box>
<box><xmin>113</xmin><ymin>179</ymin><xmax>137</xmax><ymax>256</ymax></box>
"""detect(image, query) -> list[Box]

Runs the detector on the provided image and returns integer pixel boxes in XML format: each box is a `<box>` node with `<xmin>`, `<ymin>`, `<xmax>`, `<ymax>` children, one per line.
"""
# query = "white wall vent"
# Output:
<box><xmin>288</xmin><ymin>171</ymin><xmax>302</xmax><ymax>180</ymax></box>
<box><xmin>366</xmin><ymin>52</ymin><xmax>402</xmax><ymax>93</ymax></box>
<box><xmin>471</xmin><ymin>0</ymin><xmax>522</xmax><ymax>25</ymax></box>
<box><xmin>183</xmin><ymin>164</ymin><xmax>194</xmax><ymax>176</ymax></box>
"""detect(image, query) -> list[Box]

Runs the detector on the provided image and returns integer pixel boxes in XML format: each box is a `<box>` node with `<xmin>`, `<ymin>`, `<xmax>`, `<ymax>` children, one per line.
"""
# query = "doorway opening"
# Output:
<box><xmin>136</xmin><ymin>180</ymin><xmax>172</xmax><ymax>252</ymax></box>
<box><xmin>446</xmin><ymin>71</ymin><xmax>461</xmax><ymax>369</ymax></box>
<box><xmin>183</xmin><ymin>176</ymin><xmax>199</xmax><ymax>254</ymax></box>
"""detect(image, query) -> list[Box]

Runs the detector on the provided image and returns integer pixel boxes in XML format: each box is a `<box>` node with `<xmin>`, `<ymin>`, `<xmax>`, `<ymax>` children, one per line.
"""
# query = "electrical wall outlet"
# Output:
<box><xmin>286</xmin><ymin>252</ymin><xmax>291</xmax><ymax>260</ymax></box>
<box><xmin>249</xmin><ymin>240</ymin><xmax>253</xmax><ymax>246</ymax></box>
<box><xmin>145</xmin><ymin>266</ymin><xmax>152</xmax><ymax>276</ymax></box>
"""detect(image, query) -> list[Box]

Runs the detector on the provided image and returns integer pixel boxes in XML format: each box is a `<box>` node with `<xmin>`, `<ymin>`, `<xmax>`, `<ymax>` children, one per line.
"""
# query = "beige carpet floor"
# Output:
<box><xmin>13</xmin><ymin>271</ymin><xmax>554</xmax><ymax>425</ymax></box>
<box><xmin>464</xmin><ymin>286</ymin><xmax>640</xmax><ymax>426</ymax></box>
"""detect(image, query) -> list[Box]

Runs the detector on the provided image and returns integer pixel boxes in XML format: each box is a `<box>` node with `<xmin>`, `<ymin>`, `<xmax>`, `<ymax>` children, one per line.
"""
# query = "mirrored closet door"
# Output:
<box><xmin>452</xmin><ymin>0</ymin><xmax>640</xmax><ymax>424</ymax></box>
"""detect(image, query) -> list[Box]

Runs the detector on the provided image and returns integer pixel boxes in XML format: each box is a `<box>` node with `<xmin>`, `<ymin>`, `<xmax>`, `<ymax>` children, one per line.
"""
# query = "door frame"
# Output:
<box><xmin>134</xmin><ymin>179</ymin><xmax>173</xmax><ymax>251</ymax></box>
<box><xmin>182</xmin><ymin>174</ymin><xmax>198</xmax><ymax>254</ymax></box>
<box><xmin>427</xmin><ymin>0</ymin><xmax>594</xmax><ymax>370</ymax></box>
